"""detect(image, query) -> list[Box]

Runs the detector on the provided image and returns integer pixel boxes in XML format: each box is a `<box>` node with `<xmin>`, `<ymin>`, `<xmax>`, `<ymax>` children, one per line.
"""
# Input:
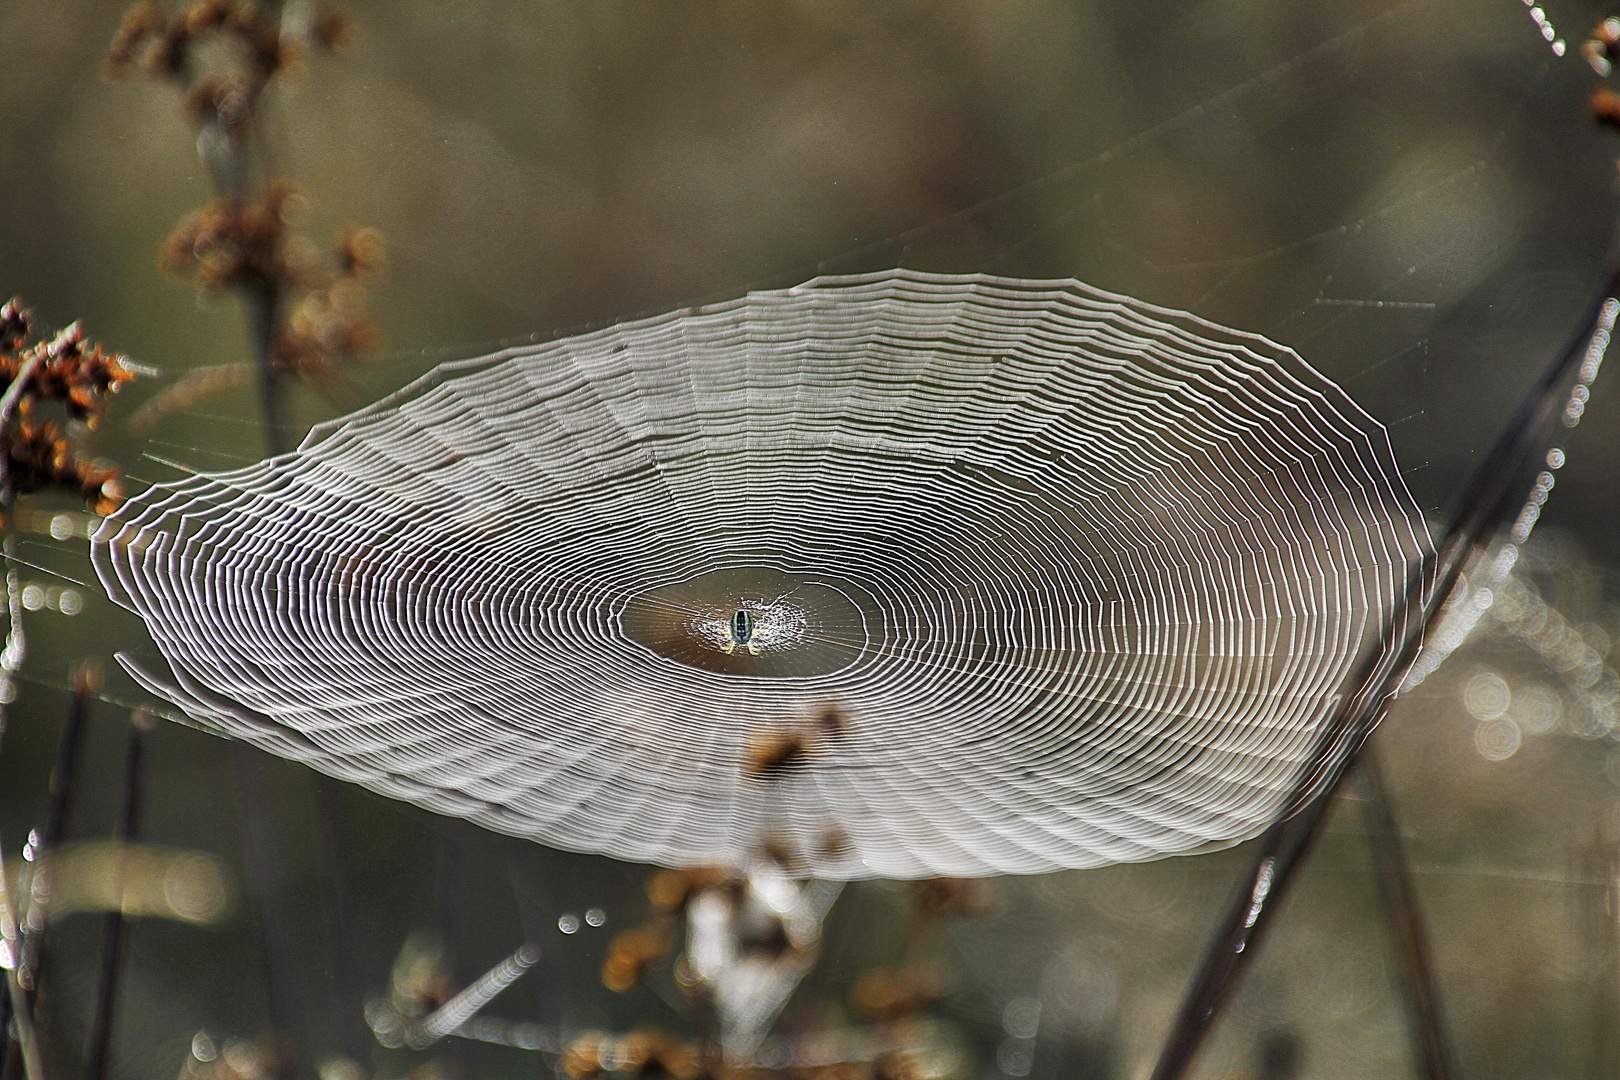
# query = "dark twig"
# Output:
<box><xmin>1</xmin><ymin>968</ymin><xmax>43</xmax><ymax>1080</ymax></box>
<box><xmin>310</xmin><ymin>774</ymin><xmax>364</xmax><ymax>1061</ymax></box>
<box><xmin>18</xmin><ymin>665</ymin><xmax>95</xmax><ymax>996</ymax></box>
<box><xmin>1355</xmin><ymin>741</ymin><xmax>1454</xmax><ymax>1080</ymax></box>
<box><xmin>84</xmin><ymin>710</ymin><xmax>152</xmax><ymax>1080</ymax></box>
<box><xmin>228</xmin><ymin>744</ymin><xmax>305</xmax><ymax>1080</ymax></box>
<box><xmin>0</xmin><ymin>827</ymin><xmax>43</xmax><ymax>1080</ymax></box>
<box><xmin>1150</xmin><ymin>255</ymin><xmax>1620</xmax><ymax>1080</ymax></box>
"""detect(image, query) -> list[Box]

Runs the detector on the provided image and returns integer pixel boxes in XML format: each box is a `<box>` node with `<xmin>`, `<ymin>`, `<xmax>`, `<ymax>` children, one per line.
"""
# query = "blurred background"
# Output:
<box><xmin>3</xmin><ymin>1</ymin><xmax>1620</xmax><ymax>1078</ymax></box>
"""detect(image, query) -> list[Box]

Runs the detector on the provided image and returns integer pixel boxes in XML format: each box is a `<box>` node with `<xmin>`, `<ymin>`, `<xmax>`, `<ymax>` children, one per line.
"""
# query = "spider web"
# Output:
<box><xmin>0</xmin><ymin>1</ymin><xmax>1612</xmax><ymax>1076</ymax></box>
<box><xmin>24</xmin><ymin>0</ymin><xmax>1606</xmax><ymax>876</ymax></box>
<box><xmin>92</xmin><ymin>270</ymin><xmax>1433</xmax><ymax>877</ymax></box>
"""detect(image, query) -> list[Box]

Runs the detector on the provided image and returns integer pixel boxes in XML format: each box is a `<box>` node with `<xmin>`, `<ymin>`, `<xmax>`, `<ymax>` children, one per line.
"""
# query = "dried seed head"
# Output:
<box><xmin>601</xmin><ymin>925</ymin><xmax>671</xmax><ymax>992</ymax></box>
<box><xmin>0</xmin><ymin>299</ymin><xmax>31</xmax><ymax>353</ymax></box>
<box><xmin>1593</xmin><ymin>87</ymin><xmax>1620</xmax><ymax>130</ymax></box>
<box><xmin>337</xmin><ymin>226</ymin><xmax>386</xmax><ymax>278</ymax></box>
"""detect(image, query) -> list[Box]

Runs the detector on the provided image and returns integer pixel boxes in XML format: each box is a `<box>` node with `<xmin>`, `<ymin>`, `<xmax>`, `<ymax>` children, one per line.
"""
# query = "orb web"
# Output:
<box><xmin>92</xmin><ymin>269</ymin><xmax>1431</xmax><ymax>878</ymax></box>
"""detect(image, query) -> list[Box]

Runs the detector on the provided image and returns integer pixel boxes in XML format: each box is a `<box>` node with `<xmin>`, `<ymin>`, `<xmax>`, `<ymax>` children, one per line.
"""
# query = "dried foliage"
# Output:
<box><xmin>159</xmin><ymin>184</ymin><xmax>382</xmax><ymax>383</ymax></box>
<box><xmin>602</xmin><ymin>923</ymin><xmax>675</xmax><ymax>994</ymax></box>
<box><xmin>849</xmin><ymin>963</ymin><xmax>946</xmax><ymax>1023</ymax></box>
<box><xmin>161</xmin><ymin>181</ymin><xmax>305</xmax><ymax>294</ymax></box>
<box><xmin>0</xmin><ymin>299</ymin><xmax>137</xmax><ymax>517</ymax></box>
<box><xmin>106</xmin><ymin>1</ymin><xmax>380</xmax><ymax>427</ymax></box>
<box><xmin>907</xmin><ymin>877</ymin><xmax>993</xmax><ymax>922</ymax></box>
<box><xmin>601</xmin><ymin>867</ymin><xmax>742</xmax><ymax>993</ymax></box>
<box><xmin>105</xmin><ymin>0</ymin><xmax>353</xmax><ymax>88</ymax></box>
<box><xmin>562</xmin><ymin>1029</ymin><xmax>701</xmax><ymax>1080</ymax></box>
<box><xmin>646</xmin><ymin>867</ymin><xmax>731</xmax><ymax>915</ymax></box>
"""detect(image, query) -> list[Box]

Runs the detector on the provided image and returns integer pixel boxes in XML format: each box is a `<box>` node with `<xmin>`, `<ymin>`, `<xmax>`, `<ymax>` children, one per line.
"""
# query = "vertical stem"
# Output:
<box><xmin>229</xmin><ymin>743</ymin><xmax>305</xmax><ymax>1080</ymax></box>
<box><xmin>84</xmin><ymin>711</ymin><xmax>152</xmax><ymax>1080</ymax></box>
<box><xmin>19</xmin><ymin>665</ymin><xmax>93</xmax><ymax>995</ymax></box>
<box><xmin>248</xmin><ymin>281</ymin><xmax>289</xmax><ymax>456</ymax></box>
<box><xmin>251</xmin><ymin>290</ymin><xmax>364</xmax><ymax>1062</ymax></box>
<box><xmin>0</xmin><ymin>337</ymin><xmax>47</xmax><ymax>1080</ymax></box>
<box><xmin>2</xmin><ymin>971</ymin><xmax>42</xmax><ymax>1080</ymax></box>
<box><xmin>310</xmin><ymin>775</ymin><xmax>363</xmax><ymax>1062</ymax></box>
<box><xmin>1149</xmin><ymin>259</ymin><xmax>1620</xmax><ymax>1080</ymax></box>
<box><xmin>1354</xmin><ymin>742</ymin><xmax>1454</xmax><ymax>1080</ymax></box>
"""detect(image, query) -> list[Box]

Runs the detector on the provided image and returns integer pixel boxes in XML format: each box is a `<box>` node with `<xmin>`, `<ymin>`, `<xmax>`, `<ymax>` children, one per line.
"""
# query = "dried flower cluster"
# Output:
<box><xmin>743</xmin><ymin>706</ymin><xmax>846</xmax><ymax>780</ymax></box>
<box><xmin>1593</xmin><ymin>86</ymin><xmax>1620</xmax><ymax>129</ymax></box>
<box><xmin>602</xmin><ymin>922</ymin><xmax>675</xmax><ymax>994</ymax></box>
<box><xmin>106</xmin><ymin>1</ymin><xmax>381</xmax><ymax>427</ymax></box>
<box><xmin>106</xmin><ymin>0</ymin><xmax>352</xmax><ymax>88</ymax></box>
<box><xmin>561</xmin><ymin>1028</ymin><xmax>701</xmax><ymax>1080</ymax></box>
<box><xmin>1589</xmin><ymin>18</ymin><xmax>1620</xmax><ymax>125</ymax></box>
<box><xmin>1587</xmin><ymin>16</ymin><xmax>1620</xmax><ymax>77</ymax></box>
<box><xmin>161</xmin><ymin>183</ymin><xmax>383</xmax><ymax>382</ymax></box>
<box><xmin>601</xmin><ymin>867</ymin><xmax>731</xmax><ymax>992</ymax></box>
<box><xmin>175</xmin><ymin>1035</ymin><xmax>285</xmax><ymax>1080</ymax></box>
<box><xmin>275</xmin><ymin>225</ymin><xmax>384</xmax><ymax>380</ymax></box>
<box><xmin>107</xmin><ymin>1</ymin><xmax>351</xmax><ymax>157</ymax></box>
<box><xmin>161</xmin><ymin>180</ymin><xmax>297</xmax><ymax>294</ymax></box>
<box><xmin>849</xmin><ymin>964</ymin><xmax>947</xmax><ymax>1023</ymax></box>
<box><xmin>0</xmin><ymin>299</ymin><xmax>136</xmax><ymax>517</ymax></box>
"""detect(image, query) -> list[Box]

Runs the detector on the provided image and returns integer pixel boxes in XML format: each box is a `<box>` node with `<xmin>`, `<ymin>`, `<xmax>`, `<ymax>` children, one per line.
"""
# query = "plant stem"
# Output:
<box><xmin>84</xmin><ymin>711</ymin><xmax>151</xmax><ymax>1080</ymax></box>
<box><xmin>228</xmin><ymin>744</ymin><xmax>305</xmax><ymax>1080</ymax></box>
<box><xmin>18</xmin><ymin>666</ymin><xmax>93</xmax><ymax>996</ymax></box>
<box><xmin>1150</xmin><ymin>256</ymin><xmax>1620</xmax><ymax>1080</ymax></box>
<box><xmin>3</xmin><ymin>970</ymin><xmax>43</xmax><ymax>1080</ymax></box>
<box><xmin>0</xmin><ymin>329</ymin><xmax>49</xmax><ymax>1080</ymax></box>
<box><xmin>1355</xmin><ymin>741</ymin><xmax>1454</xmax><ymax>1080</ymax></box>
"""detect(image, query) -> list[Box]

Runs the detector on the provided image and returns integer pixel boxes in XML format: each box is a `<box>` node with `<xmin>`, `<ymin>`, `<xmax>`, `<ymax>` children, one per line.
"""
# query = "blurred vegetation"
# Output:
<box><xmin>3</xmin><ymin>2</ymin><xmax>1620</xmax><ymax>1080</ymax></box>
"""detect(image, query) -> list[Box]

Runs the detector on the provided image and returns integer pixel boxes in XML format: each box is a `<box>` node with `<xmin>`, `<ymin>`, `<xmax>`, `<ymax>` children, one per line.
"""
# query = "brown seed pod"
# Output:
<box><xmin>743</xmin><ymin>728</ymin><xmax>812</xmax><ymax>779</ymax></box>
<box><xmin>601</xmin><ymin>924</ymin><xmax>672</xmax><ymax>993</ymax></box>
<box><xmin>849</xmin><ymin>964</ymin><xmax>946</xmax><ymax>1023</ymax></box>
<box><xmin>1593</xmin><ymin>87</ymin><xmax>1620</xmax><ymax>130</ymax></box>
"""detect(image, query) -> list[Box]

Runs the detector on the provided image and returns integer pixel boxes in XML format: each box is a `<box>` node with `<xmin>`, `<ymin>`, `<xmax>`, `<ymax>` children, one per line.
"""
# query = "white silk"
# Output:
<box><xmin>92</xmin><ymin>270</ymin><xmax>1431</xmax><ymax>878</ymax></box>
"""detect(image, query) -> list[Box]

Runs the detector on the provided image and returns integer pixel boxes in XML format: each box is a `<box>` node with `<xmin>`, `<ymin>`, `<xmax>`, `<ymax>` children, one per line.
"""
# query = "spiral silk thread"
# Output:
<box><xmin>92</xmin><ymin>270</ymin><xmax>1431</xmax><ymax>877</ymax></box>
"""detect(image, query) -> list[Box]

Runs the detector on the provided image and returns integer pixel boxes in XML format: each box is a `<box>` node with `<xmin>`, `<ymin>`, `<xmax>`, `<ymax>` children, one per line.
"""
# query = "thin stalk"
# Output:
<box><xmin>1150</xmin><ymin>256</ymin><xmax>1620</xmax><ymax>1080</ymax></box>
<box><xmin>84</xmin><ymin>710</ymin><xmax>151</xmax><ymax>1080</ymax></box>
<box><xmin>310</xmin><ymin>775</ymin><xmax>363</xmax><ymax>1061</ymax></box>
<box><xmin>228</xmin><ymin>744</ymin><xmax>304</xmax><ymax>1080</ymax></box>
<box><xmin>1355</xmin><ymin>741</ymin><xmax>1454</xmax><ymax>1080</ymax></box>
<box><xmin>18</xmin><ymin>666</ymin><xmax>93</xmax><ymax>994</ymax></box>
<box><xmin>0</xmin><ymin>327</ymin><xmax>50</xmax><ymax>1080</ymax></box>
<box><xmin>1</xmin><ymin>834</ymin><xmax>44</xmax><ymax>1080</ymax></box>
<box><xmin>255</xmin><ymin>347</ymin><xmax>363</xmax><ymax>1061</ymax></box>
<box><xmin>3</xmin><ymin>971</ymin><xmax>42</xmax><ymax>1080</ymax></box>
<box><xmin>192</xmin><ymin>13</ymin><xmax>361</xmax><ymax>1064</ymax></box>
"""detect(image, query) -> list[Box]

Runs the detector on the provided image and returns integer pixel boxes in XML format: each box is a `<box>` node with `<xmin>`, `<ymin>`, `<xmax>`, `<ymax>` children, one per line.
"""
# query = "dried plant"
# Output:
<box><xmin>0</xmin><ymin>298</ymin><xmax>137</xmax><ymax>518</ymax></box>
<box><xmin>561</xmin><ymin>1029</ymin><xmax>701</xmax><ymax>1080</ymax></box>
<box><xmin>106</xmin><ymin>1</ymin><xmax>380</xmax><ymax>435</ymax></box>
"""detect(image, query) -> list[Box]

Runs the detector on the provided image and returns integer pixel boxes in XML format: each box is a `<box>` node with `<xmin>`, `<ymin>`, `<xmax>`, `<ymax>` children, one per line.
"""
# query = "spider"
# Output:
<box><xmin>723</xmin><ymin>608</ymin><xmax>758</xmax><ymax>655</ymax></box>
